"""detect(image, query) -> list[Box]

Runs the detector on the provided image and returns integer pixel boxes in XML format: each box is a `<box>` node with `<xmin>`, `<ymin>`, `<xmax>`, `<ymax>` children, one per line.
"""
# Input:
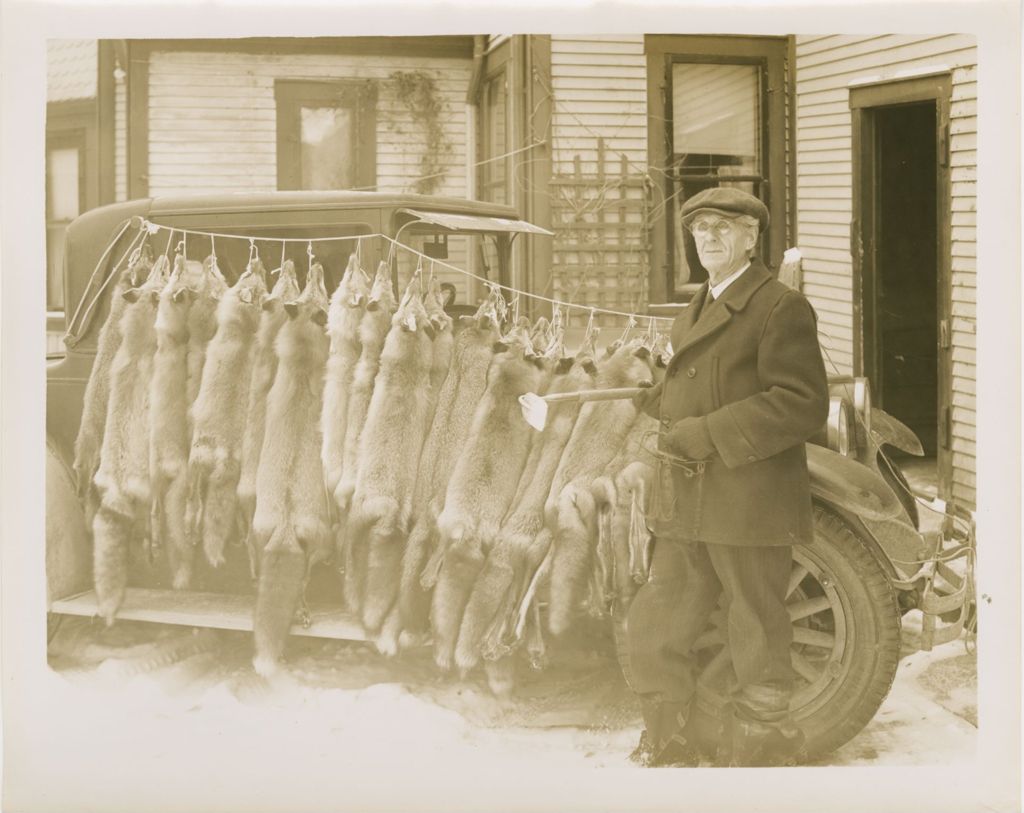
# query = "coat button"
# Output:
<box><xmin>747</xmin><ymin>455</ymin><xmax>756</xmax><ymax>462</ymax></box>
<box><xmin>687</xmin><ymin>367</ymin><xmax>697</xmax><ymax>378</ymax></box>
<box><xmin>661</xmin><ymin>417</ymin><xmax>671</xmax><ymax>427</ymax></box>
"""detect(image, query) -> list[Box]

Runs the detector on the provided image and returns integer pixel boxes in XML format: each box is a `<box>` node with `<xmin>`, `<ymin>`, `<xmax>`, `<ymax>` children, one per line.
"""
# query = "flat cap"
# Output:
<box><xmin>680</xmin><ymin>187</ymin><xmax>770</xmax><ymax>233</ymax></box>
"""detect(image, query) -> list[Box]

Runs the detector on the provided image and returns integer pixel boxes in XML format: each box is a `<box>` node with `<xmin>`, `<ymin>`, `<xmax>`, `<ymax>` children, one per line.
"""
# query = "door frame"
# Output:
<box><xmin>850</xmin><ymin>73</ymin><xmax>953</xmax><ymax>498</ymax></box>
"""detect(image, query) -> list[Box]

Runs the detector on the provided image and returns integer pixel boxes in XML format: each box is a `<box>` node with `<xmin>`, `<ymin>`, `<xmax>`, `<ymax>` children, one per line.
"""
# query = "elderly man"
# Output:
<box><xmin>626</xmin><ymin>187</ymin><xmax>829</xmax><ymax>767</ymax></box>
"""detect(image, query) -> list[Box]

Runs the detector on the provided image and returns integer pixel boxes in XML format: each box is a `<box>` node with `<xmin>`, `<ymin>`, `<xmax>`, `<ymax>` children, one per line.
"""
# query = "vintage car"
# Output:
<box><xmin>45</xmin><ymin>190</ymin><xmax>975</xmax><ymax>760</ymax></box>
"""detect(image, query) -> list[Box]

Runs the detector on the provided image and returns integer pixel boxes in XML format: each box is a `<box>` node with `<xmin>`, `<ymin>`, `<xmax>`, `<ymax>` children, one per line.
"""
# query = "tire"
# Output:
<box><xmin>688</xmin><ymin>505</ymin><xmax>903</xmax><ymax>760</ymax></box>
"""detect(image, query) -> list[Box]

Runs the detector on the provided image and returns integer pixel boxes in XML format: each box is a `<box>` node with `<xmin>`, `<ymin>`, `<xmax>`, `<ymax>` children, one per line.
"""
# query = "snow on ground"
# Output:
<box><xmin>44</xmin><ymin>606</ymin><xmax>976</xmax><ymax>781</ymax></box>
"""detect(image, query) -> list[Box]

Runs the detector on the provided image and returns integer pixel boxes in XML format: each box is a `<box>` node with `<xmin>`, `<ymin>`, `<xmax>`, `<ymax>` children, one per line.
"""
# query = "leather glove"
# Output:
<box><xmin>662</xmin><ymin>416</ymin><xmax>716</xmax><ymax>460</ymax></box>
<box><xmin>633</xmin><ymin>380</ymin><xmax>662</xmax><ymax>417</ymax></box>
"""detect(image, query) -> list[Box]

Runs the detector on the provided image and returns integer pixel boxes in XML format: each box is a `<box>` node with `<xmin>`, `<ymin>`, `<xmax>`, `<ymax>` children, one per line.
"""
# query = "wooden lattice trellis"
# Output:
<box><xmin>550</xmin><ymin>138</ymin><xmax>652</xmax><ymax>329</ymax></box>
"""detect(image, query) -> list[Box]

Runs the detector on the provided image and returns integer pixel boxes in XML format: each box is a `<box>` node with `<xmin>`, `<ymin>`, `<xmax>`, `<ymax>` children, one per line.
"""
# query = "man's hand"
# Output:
<box><xmin>662</xmin><ymin>417</ymin><xmax>716</xmax><ymax>460</ymax></box>
<box><xmin>633</xmin><ymin>380</ymin><xmax>662</xmax><ymax>417</ymax></box>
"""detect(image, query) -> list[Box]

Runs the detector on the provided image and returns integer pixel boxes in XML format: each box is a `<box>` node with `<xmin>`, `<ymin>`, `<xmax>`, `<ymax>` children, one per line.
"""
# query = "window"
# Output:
<box><xmin>479</xmin><ymin>68</ymin><xmax>509</xmax><ymax>205</ymax></box>
<box><xmin>46</xmin><ymin>137</ymin><xmax>85</xmax><ymax>312</ymax></box>
<box><xmin>646</xmin><ymin>36</ymin><xmax>789</xmax><ymax>302</ymax></box>
<box><xmin>275</xmin><ymin>80</ymin><xmax>378</xmax><ymax>191</ymax></box>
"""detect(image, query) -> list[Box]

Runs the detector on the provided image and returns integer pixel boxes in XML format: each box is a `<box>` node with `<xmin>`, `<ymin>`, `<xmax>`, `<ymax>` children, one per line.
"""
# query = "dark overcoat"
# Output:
<box><xmin>646</xmin><ymin>259</ymin><xmax>829</xmax><ymax>546</ymax></box>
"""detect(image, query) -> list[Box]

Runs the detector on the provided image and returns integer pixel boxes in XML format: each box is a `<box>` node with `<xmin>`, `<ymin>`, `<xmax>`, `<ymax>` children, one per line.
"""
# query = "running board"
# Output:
<box><xmin>49</xmin><ymin>588</ymin><xmax>368</xmax><ymax>641</ymax></box>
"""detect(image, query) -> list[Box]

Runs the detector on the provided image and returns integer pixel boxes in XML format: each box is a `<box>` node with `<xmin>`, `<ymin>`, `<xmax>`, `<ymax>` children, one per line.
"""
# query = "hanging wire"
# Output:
<box><xmin>163</xmin><ymin>228</ymin><xmax>175</xmax><ymax>259</ymax></box>
<box><xmin>248</xmin><ymin>238</ymin><xmax>258</xmax><ymax>264</ymax></box>
<box><xmin>382</xmin><ymin>235</ymin><xmax>675</xmax><ymax>324</ymax></box>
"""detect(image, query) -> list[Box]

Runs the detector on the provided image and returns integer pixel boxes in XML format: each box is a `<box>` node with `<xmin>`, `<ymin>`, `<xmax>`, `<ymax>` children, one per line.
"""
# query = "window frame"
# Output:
<box><xmin>645</xmin><ymin>35</ymin><xmax>789</xmax><ymax>303</ymax></box>
<box><xmin>46</xmin><ymin>98</ymin><xmax>98</xmax><ymax>315</ymax></box>
<box><xmin>274</xmin><ymin>79</ymin><xmax>378</xmax><ymax>192</ymax></box>
<box><xmin>477</xmin><ymin>40</ymin><xmax>512</xmax><ymax>207</ymax></box>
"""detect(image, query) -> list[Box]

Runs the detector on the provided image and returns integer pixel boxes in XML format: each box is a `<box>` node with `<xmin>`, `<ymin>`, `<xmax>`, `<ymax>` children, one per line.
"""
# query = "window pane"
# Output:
<box><xmin>47</xmin><ymin>146</ymin><xmax>80</xmax><ymax>221</ymax></box>
<box><xmin>300</xmin><ymin>106</ymin><xmax>355</xmax><ymax>190</ymax></box>
<box><xmin>672</xmin><ymin>63</ymin><xmax>760</xmax><ymax>174</ymax></box>
<box><xmin>482</xmin><ymin>73</ymin><xmax>508</xmax><ymax>205</ymax></box>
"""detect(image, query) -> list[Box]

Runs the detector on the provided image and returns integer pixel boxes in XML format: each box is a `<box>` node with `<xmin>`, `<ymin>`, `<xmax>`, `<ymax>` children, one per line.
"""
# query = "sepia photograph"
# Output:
<box><xmin>2</xmin><ymin>2</ymin><xmax>1020</xmax><ymax>812</ymax></box>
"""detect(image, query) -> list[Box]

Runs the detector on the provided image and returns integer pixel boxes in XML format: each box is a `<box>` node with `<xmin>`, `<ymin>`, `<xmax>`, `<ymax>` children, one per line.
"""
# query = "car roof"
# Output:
<box><xmin>147</xmin><ymin>190</ymin><xmax>522</xmax><ymax>219</ymax></box>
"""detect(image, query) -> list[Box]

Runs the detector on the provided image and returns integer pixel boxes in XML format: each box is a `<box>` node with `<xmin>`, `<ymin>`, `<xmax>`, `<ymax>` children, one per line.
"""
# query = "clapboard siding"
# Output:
<box><xmin>795</xmin><ymin>34</ymin><xmax>977</xmax><ymax>507</ymax></box>
<box><xmin>549</xmin><ymin>36</ymin><xmax>647</xmax><ymax>177</ymax></box>
<box><xmin>115</xmin><ymin>73</ymin><xmax>127</xmax><ymax>202</ymax></box>
<box><xmin>146</xmin><ymin>50</ymin><xmax>471</xmax><ymax>199</ymax></box>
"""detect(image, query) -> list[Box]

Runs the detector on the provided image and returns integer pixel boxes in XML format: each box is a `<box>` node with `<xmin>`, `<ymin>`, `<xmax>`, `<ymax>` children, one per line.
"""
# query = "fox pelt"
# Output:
<box><xmin>346</xmin><ymin>281</ymin><xmax>436</xmax><ymax>633</ymax></box>
<box><xmin>396</xmin><ymin>302</ymin><xmax>500</xmax><ymax>639</ymax></box>
<box><xmin>74</xmin><ymin>244</ymin><xmax>155</xmax><ymax>528</ymax></box>
<box><xmin>251</xmin><ymin>262</ymin><xmax>331</xmax><ymax>672</ymax></box>
<box><xmin>252</xmin><ymin>521</ymin><xmax>306</xmax><ymax>677</ymax></box>
<box><xmin>236</xmin><ymin>261</ymin><xmax>301</xmax><ymax>552</ymax></box>
<box><xmin>587</xmin><ymin>411</ymin><xmax>659</xmax><ymax>616</ymax></box>
<box><xmin>91</xmin><ymin>254</ymin><xmax>170</xmax><ymax>623</ymax></box>
<box><xmin>335</xmin><ymin>261</ymin><xmax>398</xmax><ymax>518</ymax></box>
<box><xmin>187</xmin><ymin>262</ymin><xmax>268</xmax><ymax>569</ymax></box>
<box><xmin>545</xmin><ymin>339</ymin><xmax>658</xmax><ymax>636</ymax></box>
<box><xmin>149</xmin><ymin>254</ymin><xmax>201</xmax><ymax>589</ymax></box>
<box><xmin>320</xmin><ymin>255</ymin><xmax>371</xmax><ymax>503</ymax></box>
<box><xmin>185</xmin><ymin>254</ymin><xmax>229</xmax><ymax>406</ymax></box>
<box><xmin>456</xmin><ymin>336</ymin><xmax>598</xmax><ymax>672</ymax></box>
<box><xmin>372</xmin><ymin>278</ymin><xmax>454</xmax><ymax>650</ymax></box>
<box><xmin>430</xmin><ymin>324</ymin><xmax>543</xmax><ymax>672</ymax></box>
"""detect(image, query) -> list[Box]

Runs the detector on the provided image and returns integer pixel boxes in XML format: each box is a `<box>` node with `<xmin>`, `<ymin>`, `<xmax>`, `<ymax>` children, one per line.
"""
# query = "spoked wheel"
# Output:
<box><xmin>690</xmin><ymin>506</ymin><xmax>903</xmax><ymax>759</ymax></box>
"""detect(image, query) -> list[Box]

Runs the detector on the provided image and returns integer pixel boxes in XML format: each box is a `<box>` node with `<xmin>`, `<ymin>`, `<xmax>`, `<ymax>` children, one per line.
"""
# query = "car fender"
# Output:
<box><xmin>869</xmin><ymin>408</ymin><xmax>925</xmax><ymax>457</ymax></box>
<box><xmin>46</xmin><ymin>437</ymin><xmax>92</xmax><ymax>606</ymax></box>
<box><xmin>806</xmin><ymin>443</ymin><xmax>904</xmax><ymax>522</ymax></box>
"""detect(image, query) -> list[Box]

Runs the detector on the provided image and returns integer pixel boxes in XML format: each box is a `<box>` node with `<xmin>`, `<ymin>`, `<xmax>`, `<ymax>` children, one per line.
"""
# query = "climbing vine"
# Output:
<box><xmin>388</xmin><ymin>70</ymin><xmax>452</xmax><ymax>195</ymax></box>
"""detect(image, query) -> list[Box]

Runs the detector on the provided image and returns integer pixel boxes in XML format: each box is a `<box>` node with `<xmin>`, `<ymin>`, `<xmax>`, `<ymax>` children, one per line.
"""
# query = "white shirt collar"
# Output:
<box><xmin>709</xmin><ymin>261</ymin><xmax>751</xmax><ymax>300</ymax></box>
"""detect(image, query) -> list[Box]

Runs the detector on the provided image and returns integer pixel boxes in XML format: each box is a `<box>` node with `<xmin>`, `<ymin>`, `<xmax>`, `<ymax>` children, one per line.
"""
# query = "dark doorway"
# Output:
<box><xmin>874</xmin><ymin>102</ymin><xmax>939</xmax><ymax>456</ymax></box>
<box><xmin>852</xmin><ymin>74</ymin><xmax>953</xmax><ymax>498</ymax></box>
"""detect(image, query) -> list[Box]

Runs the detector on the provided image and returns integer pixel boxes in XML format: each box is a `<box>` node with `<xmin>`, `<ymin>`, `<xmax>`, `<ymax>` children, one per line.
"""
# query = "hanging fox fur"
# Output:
<box><xmin>74</xmin><ymin>244</ymin><xmax>155</xmax><ymax>527</ymax></box>
<box><xmin>252</xmin><ymin>521</ymin><xmax>306</xmax><ymax>677</ymax></box>
<box><xmin>457</xmin><ymin>337</ymin><xmax>598</xmax><ymax>672</ymax></box>
<box><xmin>185</xmin><ymin>254</ymin><xmax>229</xmax><ymax>406</ymax></box>
<box><xmin>430</xmin><ymin>324</ymin><xmax>542</xmax><ymax>672</ymax></box>
<box><xmin>320</xmin><ymin>255</ymin><xmax>371</xmax><ymax>502</ymax></box>
<box><xmin>187</xmin><ymin>262</ymin><xmax>268</xmax><ymax>568</ymax></box>
<box><xmin>347</xmin><ymin>281</ymin><xmax>435</xmax><ymax>633</ymax></box>
<box><xmin>545</xmin><ymin>339</ymin><xmax>657</xmax><ymax>636</ymax></box>
<box><xmin>397</xmin><ymin>303</ymin><xmax>500</xmax><ymax>638</ymax></box>
<box><xmin>422</xmin><ymin>277</ymin><xmax>455</xmax><ymax>431</ymax></box>
<box><xmin>587</xmin><ymin>411</ymin><xmax>659</xmax><ymax>615</ymax></box>
<box><xmin>149</xmin><ymin>254</ymin><xmax>201</xmax><ymax>588</ymax></box>
<box><xmin>335</xmin><ymin>261</ymin><xmax>398</xmax><ymax>517</ymax></box>
<box><xmin>92</xmin><ymin>255</ymin><xmax>170</xmax><ymax>623</ymax></box>
<box><xmin>250</xmin><ymin>262</ymin><xmax>330</xmax><ymax>673</ymax></box>
<box><xmin>236</xmin><ymin>262</ymin><xmax>301</xmax><ymax>550</ymax></box>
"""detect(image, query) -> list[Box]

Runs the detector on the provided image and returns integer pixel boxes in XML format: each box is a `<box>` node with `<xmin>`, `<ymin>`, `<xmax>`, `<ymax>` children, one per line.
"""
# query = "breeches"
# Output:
<box><xmin>623</xmin><ymin>536</ymin><xmax>795</xmax><ymax>720</ymax></box>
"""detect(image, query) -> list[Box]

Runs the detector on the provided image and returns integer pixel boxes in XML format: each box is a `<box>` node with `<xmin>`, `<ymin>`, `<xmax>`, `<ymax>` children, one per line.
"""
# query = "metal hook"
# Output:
<box><xmin>620</xmin><ymin>314</ymin><xmax>637</xmax><ymax>343</ymax></box>
<box><xmin>275</xmin><ymin>242</ymin><xmax>286</xmax><ymax>276</ymax></box>
<box><xmin>164</xmin><ymin>229</ymin><xmax>175</xmax><ymax>258</ymax></box>
<box><xmin>249</xmin><ymin>238</ymin><xmax>258</xmax><ymax>264</ymax></box>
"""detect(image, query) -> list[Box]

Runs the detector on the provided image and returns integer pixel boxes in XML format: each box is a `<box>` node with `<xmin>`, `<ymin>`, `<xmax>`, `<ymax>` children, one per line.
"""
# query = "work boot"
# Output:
<box><xmin>718</xmin><ymin>708</ymin><xmax>807</xmax><ymax>767</ymax></box>
<box><xmin>631</xmin><ymin>703</ymin><xmax>704</xmax><ymax>768</ymax></box>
